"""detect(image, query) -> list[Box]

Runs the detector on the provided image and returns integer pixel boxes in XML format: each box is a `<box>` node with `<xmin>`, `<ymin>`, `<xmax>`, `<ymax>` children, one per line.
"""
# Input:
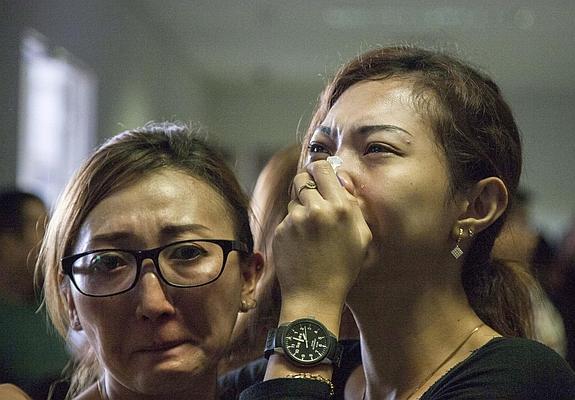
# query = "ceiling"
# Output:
<box><xmin>137</xmin><ymin>0</ymin><xmax>575</xmax><ymax>93</ymax></box>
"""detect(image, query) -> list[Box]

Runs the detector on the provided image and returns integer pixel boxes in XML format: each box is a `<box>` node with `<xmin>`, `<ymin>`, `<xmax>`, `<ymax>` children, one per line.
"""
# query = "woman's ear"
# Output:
<box><xmin>66</xmin><ymin>288</ymin><xmax>82</xmax><ymax>331</ymax></box>
<box><xmin>455</xmin><ymin>177</ymin><xmax>508</xmax><ymax>236</ymax></box>
<box><xmin>240</xmin><ymin>251</ymin><xmax>264</xmax><ymax>302</ymax></box>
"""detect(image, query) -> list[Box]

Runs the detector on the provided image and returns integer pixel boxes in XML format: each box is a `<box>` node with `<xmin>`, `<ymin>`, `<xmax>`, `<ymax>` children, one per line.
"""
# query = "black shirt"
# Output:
<box><xmin>236</xmin><ymin>337</ymin><xmax>575</xmax><ymax>400</ymax></box>
<box><xmin>422</xmin><ymin>337</ymin><xmax>575</xmax><ymax>399</ymax></box>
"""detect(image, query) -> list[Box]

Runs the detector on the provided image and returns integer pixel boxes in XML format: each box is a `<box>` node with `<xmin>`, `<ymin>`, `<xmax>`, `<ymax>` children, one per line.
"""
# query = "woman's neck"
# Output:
<box><xmin>347</xmin><ymin>263</ymin><xmax>497</xmax><ymax>399</ymax></box>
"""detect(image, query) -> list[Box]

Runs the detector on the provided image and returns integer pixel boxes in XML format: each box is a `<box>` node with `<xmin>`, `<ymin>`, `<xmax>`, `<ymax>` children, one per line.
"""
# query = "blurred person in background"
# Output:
<box><xmin>0</xmin><ymin>189</ymin><xmax>70</xmax><ymax>399</ymax></box>
<box><xmin>219</xmin><ymin>144</ymin><xmax>300</xmax><ymax>376</ymax></box>
<box><xmin>493</xmin><ymin>188</ymin><xmax>567</xmax><ymax>357</ymax></box>
<box><xmin>219</xmin><ymin>144</ymin><xmax>362</xmax><ymax>400</ymax></box>
<box><xmin>550</xmin><ymin>218</ymin><xmax>575</xmax><ymax>369</ymax></box>
<box><xmin>492</xmin><ymin>190</ymin><xmax>555</xmax><ymax>287</ymax></box>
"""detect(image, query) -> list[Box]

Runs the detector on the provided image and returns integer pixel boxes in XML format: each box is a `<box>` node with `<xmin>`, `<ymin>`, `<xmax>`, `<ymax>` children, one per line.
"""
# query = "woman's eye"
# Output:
<box><xmin>307</xmin><ymin>143</ymin><xmax>331</xmax><ymax>155</ymax></box>
<box><xmin>89</xmin><ymin>254</ymin><xmax>126</xmax><ymax>271</ymax></box>
<box><xmin>170</xmin><ymin>245</ymin><xmax>204</xmax><ymax>261</ymax></box>
<box><xmin>365</xmin><ymin>143</ymin><xmax>396</xmax><ymax>155</ymax></box>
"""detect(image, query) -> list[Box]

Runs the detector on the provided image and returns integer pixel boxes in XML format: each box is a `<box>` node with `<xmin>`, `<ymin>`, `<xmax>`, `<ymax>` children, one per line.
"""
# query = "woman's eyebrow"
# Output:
<box><xmin>159</xmin><ymin>223</ymin><xmax>212</xmax><ymax>237</ymax></box>
<box><xmin>314</xmin><ymin>124</ymin><xmax>413</xmax><ymax>138</ymax></box>
<box><xmin>88</xmin><ymin>224</ymin><xmax>212</xmax><ymax>246</ymax></box>
<box><xmin>314</xmin><ymin>125</ymin><xmax>335</xmax><ymax>137</ymax></box>
<box><xmin>357</xmin><ymin>124</ymin><xmax>413</xmax><ymax>138</ymax></box>
<box><xmin>89</xmin><ymin>231</ymin><xmax>132</xmax><ymax>245</ymax></box>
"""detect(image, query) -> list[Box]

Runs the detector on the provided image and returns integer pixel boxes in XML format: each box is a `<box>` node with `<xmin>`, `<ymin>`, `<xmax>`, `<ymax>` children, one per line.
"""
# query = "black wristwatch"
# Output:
<box><xmin>264</xmin><ymin>318</ymin><xmax>343</xmax><ymax>367</ymax></box>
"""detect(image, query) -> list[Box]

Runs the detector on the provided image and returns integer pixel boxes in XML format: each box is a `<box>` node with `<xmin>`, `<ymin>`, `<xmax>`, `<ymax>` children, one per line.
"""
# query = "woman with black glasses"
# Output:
<box><xmin>37</xmin><ymin>122</ymin><xmax>262</xmax><ymax>400</ymax></box>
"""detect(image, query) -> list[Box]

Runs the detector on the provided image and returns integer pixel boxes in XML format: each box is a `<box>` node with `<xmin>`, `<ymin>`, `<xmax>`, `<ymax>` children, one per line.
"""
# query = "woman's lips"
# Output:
<box><xmin>138</xmin><ymin>340</ymin><xmax>188</xmax><ymax>353</ymax></box>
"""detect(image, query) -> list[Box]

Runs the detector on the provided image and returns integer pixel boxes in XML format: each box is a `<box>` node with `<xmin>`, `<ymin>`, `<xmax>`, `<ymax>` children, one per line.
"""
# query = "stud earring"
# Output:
<box><xmin>71</xmin><ymin>318</ymin><xmax>82</xmax><ymax>330</ymax></box>
<box><xmin>240</xmin><ymin>298</ymin><xmax>257</xmax><ymax>312</ymax></box>
<box><xmin>451</xmin><ymin>227</ymin><xmax>464</xmax><ymax>259</ymax></box>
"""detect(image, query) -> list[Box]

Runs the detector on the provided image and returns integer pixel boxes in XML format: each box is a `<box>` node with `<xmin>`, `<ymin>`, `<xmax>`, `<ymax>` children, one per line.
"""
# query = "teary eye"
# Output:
<box><xmin>365</xmin><ymin>143</ymin><xmax>398</xmax><ymax>155</ymax></box>
<box><xmin>89</xmin><ymin>253</ymin><xmax>126</xmax><ymax>271</ymax></box>
<box><xmin>366</xmin><ymin>143</ymin><xmax>386</xmax><ymax>153</ymax></box>
<box><xmin>307</xmin><ymin>142</ymin><xmax>330</xmax><ymax>154</ymax></box>
<box><xmin>169</xmin><ymin>244</ymin><xmax>204</xmax><ymax>261</ymax></box>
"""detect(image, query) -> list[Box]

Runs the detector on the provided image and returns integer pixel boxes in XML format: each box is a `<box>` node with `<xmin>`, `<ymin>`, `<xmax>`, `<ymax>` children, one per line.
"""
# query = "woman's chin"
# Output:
<box><xmin>130</xmin><ymin>351</ymin><xmax>216</xmax><ymax>393</ymax></box>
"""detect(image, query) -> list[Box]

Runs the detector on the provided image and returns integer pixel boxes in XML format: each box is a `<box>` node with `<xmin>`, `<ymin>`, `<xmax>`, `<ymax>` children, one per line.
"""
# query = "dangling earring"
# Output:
<box><xmin>451</xmin><ymin>227</ymin><xmax>464</xmax><ymax>259</ymax></box>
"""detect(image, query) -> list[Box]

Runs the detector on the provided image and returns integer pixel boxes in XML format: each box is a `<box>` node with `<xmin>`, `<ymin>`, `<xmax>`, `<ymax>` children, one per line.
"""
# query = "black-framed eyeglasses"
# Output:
<box><xmin>61</xmin><ymin>239</ymin><xmax>249</xmax><ymax>297</ymax></box>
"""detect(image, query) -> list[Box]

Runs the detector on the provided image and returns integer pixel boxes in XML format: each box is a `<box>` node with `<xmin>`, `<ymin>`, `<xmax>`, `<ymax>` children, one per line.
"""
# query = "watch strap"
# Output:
<box><xmin>264</xmin><ymin>325</ymin><xmax>286</xmax><ymax>360</ymax></box>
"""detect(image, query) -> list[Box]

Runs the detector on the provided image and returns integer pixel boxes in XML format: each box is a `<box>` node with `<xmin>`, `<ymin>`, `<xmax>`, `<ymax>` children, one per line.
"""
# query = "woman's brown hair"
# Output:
<box><xmin>302</xmin><ymin>45</ymin><xmax>536</xmax><ymax>338</ymax></box>
<box><xmin>220</xmin><ymin>144</ymin><xmax>300</xmax><ymax>374</ymax></box>
<box><xmin>37</xmin><ymin>121</ymin><xmax>254</xmax><ymax>398</ymax></box>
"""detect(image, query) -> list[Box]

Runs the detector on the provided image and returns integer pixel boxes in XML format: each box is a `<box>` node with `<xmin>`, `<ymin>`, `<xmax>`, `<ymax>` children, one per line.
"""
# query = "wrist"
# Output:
<box><xmin>278</xmin><ymin>299</ymin><xmax>344</xmax><ymax>337</ymax></box>
<box><xmin>264</xmin><ymin>353</ymin><xmax>333</xmax><ymax>381</ymax></box>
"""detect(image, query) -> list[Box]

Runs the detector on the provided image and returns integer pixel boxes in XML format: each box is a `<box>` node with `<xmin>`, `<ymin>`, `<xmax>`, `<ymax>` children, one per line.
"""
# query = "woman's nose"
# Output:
<box><xmin>135</xmin><ymin>260</ymin><xmax>176</xmax><ymax>320</ymax></box>
<box><xmin>335</xmin><ymin>170</ymin><xmax>357</xmax><ymax>196</ymax></box>
<box><xmin>331</xmin><ymin>154</ymin><xmax>358</xmax><ymax>196</ymax></box>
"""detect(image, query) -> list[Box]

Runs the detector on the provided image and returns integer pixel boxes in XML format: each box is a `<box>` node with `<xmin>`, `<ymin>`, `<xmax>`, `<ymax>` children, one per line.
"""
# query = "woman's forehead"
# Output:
<box><xmin>314</xmin><ymin>80</ymin><xmax>432</xmax><ymax>142</ymax></box>
<box><xmin>76</xmin><ymin>170</ymin><xmax>234</xmax><ymax>246</ymax></box>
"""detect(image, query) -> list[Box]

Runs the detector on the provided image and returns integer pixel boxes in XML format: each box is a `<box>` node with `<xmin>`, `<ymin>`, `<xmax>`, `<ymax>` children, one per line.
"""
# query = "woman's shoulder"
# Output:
<box><xmin>471</xmin><ymin>336</ymin><xmax>572</xmax><ymax>371</ymax></box>
<box><xmin>0</xmin><ymin>384</ymin><xmax>33</xmax><ymax>400</ymax></box>
<box><xmin>424</xmin><ymin>337</ymin><xmax>575</xmax><ymax>399</ymax></box>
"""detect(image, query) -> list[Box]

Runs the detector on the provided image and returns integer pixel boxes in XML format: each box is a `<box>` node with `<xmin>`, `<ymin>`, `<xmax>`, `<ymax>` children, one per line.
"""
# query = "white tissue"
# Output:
<box><xmin>326</xmin><ymin>155</ymin><xmax>342</xmax><ymax>172</ymax></box>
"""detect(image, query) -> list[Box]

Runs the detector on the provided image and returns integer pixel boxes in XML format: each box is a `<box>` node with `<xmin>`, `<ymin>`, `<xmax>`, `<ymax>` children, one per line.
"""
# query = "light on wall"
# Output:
<box><xmin>18</xmin><ymin>30</ymin><xmax>97</xmax><ymax>208</ymax></box>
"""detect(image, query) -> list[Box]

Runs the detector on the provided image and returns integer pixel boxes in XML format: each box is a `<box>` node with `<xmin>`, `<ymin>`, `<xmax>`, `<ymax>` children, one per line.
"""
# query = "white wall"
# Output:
<box><xmin>508</xmin><ymin>88</ymin><xmax>575</xmax><ymax>242</ymax></box>
<box><xmin>205</xmin><ymin>79</ymin><xmax>323</xmax><ymax>192</ymax></box>
<box><xmin>0</xmin><ymin>0</ymin><xmax>208</xmax><ymax>190</ymax></box>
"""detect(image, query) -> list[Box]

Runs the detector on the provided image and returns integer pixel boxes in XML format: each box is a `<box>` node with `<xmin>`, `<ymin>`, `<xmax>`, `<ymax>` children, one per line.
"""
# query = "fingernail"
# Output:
<box><xmin>336</xmin><ymin>173</ymin><xmax>348</xmax><ymax>187</ymax></box>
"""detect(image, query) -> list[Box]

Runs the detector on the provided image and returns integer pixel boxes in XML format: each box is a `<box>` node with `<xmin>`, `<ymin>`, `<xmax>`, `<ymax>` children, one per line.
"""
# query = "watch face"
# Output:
<box><xmin>283</xmin><ymin>319</ymin><xmax>330</xmax><ymax>365</ymax></box>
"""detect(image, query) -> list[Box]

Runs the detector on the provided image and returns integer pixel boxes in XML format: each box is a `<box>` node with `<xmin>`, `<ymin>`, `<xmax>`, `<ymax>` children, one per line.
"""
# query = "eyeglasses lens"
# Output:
<box><xmin>70</xmin><ymin>241</ymin><xmax>225</xmax><ymax>296</ymax></box>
